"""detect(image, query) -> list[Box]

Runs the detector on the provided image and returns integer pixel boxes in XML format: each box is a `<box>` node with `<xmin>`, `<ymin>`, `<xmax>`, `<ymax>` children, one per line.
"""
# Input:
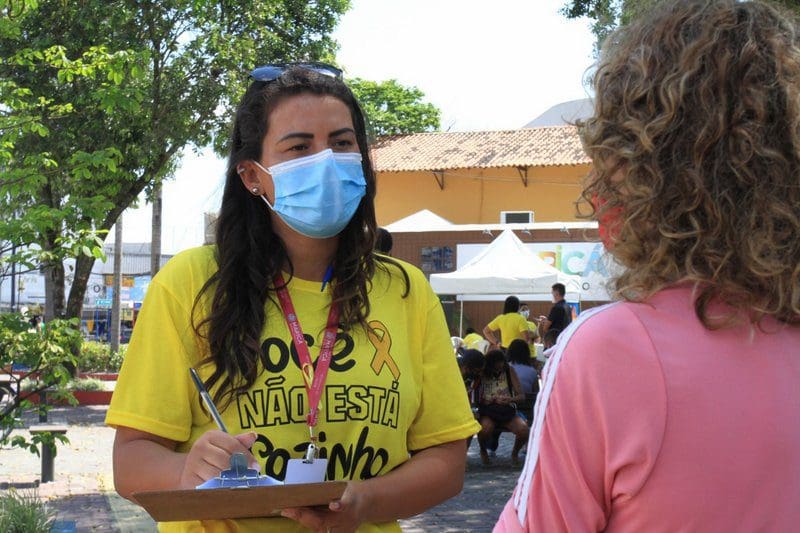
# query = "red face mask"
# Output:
<box><xmin>592</xmin><ymin>193</ymin><xmax>624</xmax><ymax>250</ymax></box>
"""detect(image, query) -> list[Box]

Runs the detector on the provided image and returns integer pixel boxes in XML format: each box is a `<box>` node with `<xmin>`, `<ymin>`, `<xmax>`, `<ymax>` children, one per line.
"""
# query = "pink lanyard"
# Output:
<box><xmin>273</xmin><ymin>274</ymin><xmax>340</xmax><ymax>438</ymax></box>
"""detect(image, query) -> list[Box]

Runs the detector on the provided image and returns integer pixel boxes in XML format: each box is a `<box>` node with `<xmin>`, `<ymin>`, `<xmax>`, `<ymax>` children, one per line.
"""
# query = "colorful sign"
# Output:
<box><xmin>457</xmin><ymin>242</ymin><xmax>622</xmax><ymax>301</ymax></box>
<box><xmin>106</xmin><ymin>275</ymin><xmax>152</xmax><ymax>304</ymax></box>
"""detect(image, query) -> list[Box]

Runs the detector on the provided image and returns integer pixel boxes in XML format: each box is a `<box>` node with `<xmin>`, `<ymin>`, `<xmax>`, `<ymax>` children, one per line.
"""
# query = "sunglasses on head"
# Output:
<box><xmin>249</xmin><ymin>62</ymin><xmax>343</xmax><ymax>82</ymax></box>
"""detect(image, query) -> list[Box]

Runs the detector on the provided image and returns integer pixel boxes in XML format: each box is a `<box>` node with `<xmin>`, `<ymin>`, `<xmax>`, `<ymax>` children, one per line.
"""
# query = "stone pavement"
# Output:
<box><xmin>0</xmin><ymin>406</ymin><xmax>521</xmax><ymax>532</ymax></box>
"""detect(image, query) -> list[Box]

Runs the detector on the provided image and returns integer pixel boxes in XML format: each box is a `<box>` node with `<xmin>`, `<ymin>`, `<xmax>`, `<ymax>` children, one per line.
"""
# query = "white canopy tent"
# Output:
<box><xmin>384</xmin><ymin>209</ymin><xmax>454</xmax><ymax>232</ymax></box>
<box><xmin>429</xmin><ymin>229</ymin><xmax>582</xmax><ymax>334</ymax></box>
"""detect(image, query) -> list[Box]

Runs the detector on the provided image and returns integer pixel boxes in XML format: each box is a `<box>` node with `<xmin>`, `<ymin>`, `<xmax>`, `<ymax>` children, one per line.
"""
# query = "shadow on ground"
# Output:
<box><xmin>399</xmin><ymin>434</ymin><xmax>521</xmax><ymax>533</ymax></box>
<box><xmin>19</xmin><ymin>405</ymin><xmax>110</xmax><ymax>427</ymax></box>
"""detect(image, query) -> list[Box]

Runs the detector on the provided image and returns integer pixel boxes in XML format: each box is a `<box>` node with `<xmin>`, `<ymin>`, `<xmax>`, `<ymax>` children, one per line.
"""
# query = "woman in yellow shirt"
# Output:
<box><xmin>483</xmin><ymin>296</ymin><xmax>531</xmax><ymax>349</ymax></box>
<box><xmin>107</xmin><ymin>63</ymin><xmax>479</xmax><ymax>533</ymax></box>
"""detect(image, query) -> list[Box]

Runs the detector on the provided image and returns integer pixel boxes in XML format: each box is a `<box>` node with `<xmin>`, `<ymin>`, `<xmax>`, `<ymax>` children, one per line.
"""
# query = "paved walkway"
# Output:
<box><xmin>0</xmin><ymin>406</ymin><xmax>521</xmax><ymax>532</ymax></box>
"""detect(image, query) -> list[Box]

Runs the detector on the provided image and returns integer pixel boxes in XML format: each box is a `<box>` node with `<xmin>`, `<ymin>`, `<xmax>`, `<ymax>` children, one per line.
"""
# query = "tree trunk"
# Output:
<box><xmin>66</xmin><ymin>190</ymin><xmax>137</xmax><ymax>321</ymax></box>
<box><xmin>151</xmin><ymin>182</ymin><xmax>162</xmax><ymax>277</ymax></box>
<box><xmin>9</xmin><ymin>244</ymin><xmax>17</xmax><ymax>312</ymax></box>
<box><xmin>110</xmin><ymin>217</ymin><xmax>123</xmax><ymax>354</ymax></box>
<box><xmin>66</xmin><ymin>252</ymin><xmax>95</xmax><ymax>320</ymax></box>
<box><xmin>42</xmin><ymin>234</ymin><xmax>66</xmax><ymax>321</ymax></box>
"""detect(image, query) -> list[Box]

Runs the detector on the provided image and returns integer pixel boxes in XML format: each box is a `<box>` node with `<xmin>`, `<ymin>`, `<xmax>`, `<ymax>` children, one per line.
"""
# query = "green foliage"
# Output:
<box><xmin>348</xmin><ymin>78</ymin><xmax>441</xmax><ymax>138</ymax></box>
<box><xmin>0</xmin><ymin>0</ymin><xmax>351</xmax><ymax>320</ymax></box>
<box><xmin>0</xmin><ymin>0</ymin><xmax>132</xmax><ymax>302</ymax></box>
<box><xmin>562</xmin><ymin>0</ymin><xmax>800</xmax><ymax>50</ymax></box>
<box><xmin>561</xmin><ymin>0</ymin><xmax>636</xmax><ymax>51</ymax></box>
<box><xmin>0</xmin><ymin>489</ymin><xmax>56</xmax><ymax>533</ymax></box>
<box><xmin>68</xmin><ymin>377</ymin><xmax>105</xmax><ymax>391</ymax></box>
<box><xmin>76</xmin><ymin>340</ymin><xmax>124</xmax><ymax>373</ymax></box>
<box><xmin>0</xmin><ymin>313</ymin><xmax>80</xmax><ymax>453</ymax></box>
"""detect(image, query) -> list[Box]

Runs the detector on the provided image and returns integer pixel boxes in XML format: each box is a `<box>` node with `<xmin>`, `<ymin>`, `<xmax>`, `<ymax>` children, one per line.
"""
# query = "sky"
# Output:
<box><xmin>113</xmin><ymin>0</ymin><xmax>596</xmax><ymax>255</ymax></box>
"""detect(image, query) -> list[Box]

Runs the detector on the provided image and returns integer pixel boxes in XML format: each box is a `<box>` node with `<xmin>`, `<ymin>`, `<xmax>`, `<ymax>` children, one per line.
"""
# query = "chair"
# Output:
<box><xmin>450</xmin><ymin>336</ymin><xmax>464</xmax><ymax>354</ymax></box>
<box><xmin>473</xmin><ymin>339</ymin><xmax>490</xmax><ymax>354</ymax></box>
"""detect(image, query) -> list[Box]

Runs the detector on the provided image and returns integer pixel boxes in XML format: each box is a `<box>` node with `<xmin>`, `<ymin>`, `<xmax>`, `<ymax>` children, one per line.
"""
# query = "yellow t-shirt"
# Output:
<box><xmin>487</xmin><ymin>312</ymin><xmax>529</xmax><ymax>347</ymax></box>
<box><xmin>462</xmin><ymin>332</ymin><xmax>484</xmax><ymax>350</ymax></box>
<box><xmin>106</xmin><ymin>246</ymin><xmax>479</xmax><ymax>532</ymax></box>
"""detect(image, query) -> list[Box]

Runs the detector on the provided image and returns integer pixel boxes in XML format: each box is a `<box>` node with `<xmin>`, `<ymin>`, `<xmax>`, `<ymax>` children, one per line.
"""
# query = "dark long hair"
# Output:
<box><xmin>506</xmin><ymin>339</ymin><xmax>532</xmax><ymax>366</ymax></box>
<box><xmin>192</xmin><ymin>67</ymin><xmax>409</xmax><ymax>408</ymax></box>
<box><xmin>502</xmin><ymin>296</ymin><xmax>520</xmax><ymax>314</ymax></box>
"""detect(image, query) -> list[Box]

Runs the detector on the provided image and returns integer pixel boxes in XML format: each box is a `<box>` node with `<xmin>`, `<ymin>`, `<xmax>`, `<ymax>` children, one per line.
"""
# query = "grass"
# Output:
<box><xmin>69</xmin><ymin>378</ymin><xmax>106</xmax><ymax>392</ymax></box>
<box><xmin>0</xmin><ymin>489</ymin><xmax>56</xmax><ymax>533</ymax></box>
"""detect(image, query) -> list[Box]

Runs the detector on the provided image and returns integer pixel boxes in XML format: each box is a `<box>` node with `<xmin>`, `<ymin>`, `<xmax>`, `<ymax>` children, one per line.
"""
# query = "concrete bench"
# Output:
<box><xmin>28</xmin><ymin>425</ymin><xmax>68</xmax><ymax>483</ymax></box>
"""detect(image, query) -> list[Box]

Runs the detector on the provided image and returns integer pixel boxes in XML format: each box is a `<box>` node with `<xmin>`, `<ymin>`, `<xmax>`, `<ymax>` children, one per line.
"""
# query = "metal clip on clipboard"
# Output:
<box><xmin>196</xmin><ymin>453</ymin><xmax>282</xmax><ymax>489</ymax></box>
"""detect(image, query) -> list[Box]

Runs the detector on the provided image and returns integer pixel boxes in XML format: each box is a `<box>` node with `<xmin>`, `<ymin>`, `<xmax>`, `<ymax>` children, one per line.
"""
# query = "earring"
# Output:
<box><xmin>251</xmin><ymin>187</ymin><xmax>260</xmax><ymax>194</ymax></box>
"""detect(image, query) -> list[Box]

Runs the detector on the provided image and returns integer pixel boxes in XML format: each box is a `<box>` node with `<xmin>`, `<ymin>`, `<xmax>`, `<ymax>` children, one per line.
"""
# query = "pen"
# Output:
<box><xmin>189</xmin><ymin>367</ymin><xmax>228</xmax><ymax>433</ymax></box>
<box><xmin>320</xmin><ymin>264</ymin><xmax>334</xmax><ymax>292</ymax></box>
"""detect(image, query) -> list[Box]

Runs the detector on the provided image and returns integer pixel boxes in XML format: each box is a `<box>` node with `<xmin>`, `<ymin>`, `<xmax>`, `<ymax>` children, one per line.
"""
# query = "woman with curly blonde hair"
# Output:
<box><xmin>497</xmin><ymin>1</ymin><xmax>800</xmax><ymax>530</ymax></box>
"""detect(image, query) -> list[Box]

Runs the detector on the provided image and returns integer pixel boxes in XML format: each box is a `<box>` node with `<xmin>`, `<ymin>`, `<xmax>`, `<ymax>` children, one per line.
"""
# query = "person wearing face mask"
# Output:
<box><xmin>518</xmin><ymin>303</ymin><xmax>539</xmax><ymax>343</ymax></box>
<box><xmin>497</xmin><ymin>1</ymin><xmax>800</xmax><ymax>530</ymax></box>
<box><xmin>107</xmin><ymin>63</ymin><xmax>480</xmax><ymax>533</ymax></box>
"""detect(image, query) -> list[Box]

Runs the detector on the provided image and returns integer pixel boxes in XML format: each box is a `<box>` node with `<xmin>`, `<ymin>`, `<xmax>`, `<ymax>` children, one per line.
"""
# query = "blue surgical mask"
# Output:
<box><xmin>254</xmin><ymin>149</ymin><xmax>367</xmax><ymax>239</ymax></box>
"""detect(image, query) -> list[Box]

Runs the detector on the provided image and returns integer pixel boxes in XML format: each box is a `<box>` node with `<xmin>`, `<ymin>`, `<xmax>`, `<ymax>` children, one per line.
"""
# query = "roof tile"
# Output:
<box><xmin>370</xmin><ymin>125</ymin><xmax>590</xmax><ymax>172</ymax></box>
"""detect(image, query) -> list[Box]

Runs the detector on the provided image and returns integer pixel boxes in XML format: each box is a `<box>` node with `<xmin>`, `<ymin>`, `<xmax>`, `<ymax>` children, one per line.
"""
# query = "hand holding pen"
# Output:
<box><xmin>190</xmin><ymin>368</ymin><xmax>228</xmax><ymax>433</ymax></box>
<box><xmin>179</xmin><ymin>368</ymin><xmax>261</xmax><ymax>488</ymax></box>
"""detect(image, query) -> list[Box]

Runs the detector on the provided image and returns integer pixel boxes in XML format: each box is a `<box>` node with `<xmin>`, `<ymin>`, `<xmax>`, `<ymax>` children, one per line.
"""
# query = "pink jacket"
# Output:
<box><xmin>496</xmin><ymin>286</ymin><xmax>800</xmax><ymax>532</ymax></box>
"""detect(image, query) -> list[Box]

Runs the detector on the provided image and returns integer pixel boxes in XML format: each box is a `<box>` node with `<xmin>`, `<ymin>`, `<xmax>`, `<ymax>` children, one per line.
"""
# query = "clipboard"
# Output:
<box><xmin>133</xmin><ymin>481</ymin><xmax>347</xmax><ymax>522</ymax></box>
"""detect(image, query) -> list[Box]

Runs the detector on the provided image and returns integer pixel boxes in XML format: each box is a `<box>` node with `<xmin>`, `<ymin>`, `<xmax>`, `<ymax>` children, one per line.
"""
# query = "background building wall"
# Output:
<box><xmin>375</xmin><ymin>164</ymin><xmax>591</xmax><ymax>226</ymax></box>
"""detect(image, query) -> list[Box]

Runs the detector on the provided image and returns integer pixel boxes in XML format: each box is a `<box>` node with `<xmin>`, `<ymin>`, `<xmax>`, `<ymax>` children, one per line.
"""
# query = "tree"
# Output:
<box><xmin>0</xmin><ymin>314</ymin><xmax>82</xmax><ymax>454</ymax></box>
<box><xmin>560</xmin><ymin>0</ymin><xmax>657</xmax><ymax>50</ymax></box>
<box><xmin>0</xmin><ymin>0</ymin><xmax>350</xmax><ymax>323</ymax></box>
<box><xmin>0</xmin><ymin>0</ymin><xmax>123</xmax><ymax>317</ymax></box>
<box><xmin>562</xmin><ymin>0</ymin><xmax>800</xmax><ymax>49</ymax></box>
<box><xmin>347</xmin><ymin>78</ymin><xmax>441</xmax><ymax>137</ymax></box>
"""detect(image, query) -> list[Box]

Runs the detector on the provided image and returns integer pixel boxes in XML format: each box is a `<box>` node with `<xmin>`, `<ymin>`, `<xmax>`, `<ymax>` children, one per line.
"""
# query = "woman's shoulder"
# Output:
<box><xmin>560</xmin><ymin>302</ymin><xmax>639</xmax><ymax>344</ymax></box>
<box><xmin>543</xmin><ymin>302</ymin><xmax>667</xmax><ymax>419</ymax></box>
<box><xmin>153</xmin><ymin>245</ymin><xmax>217</xmax><ymax>289</ymax></box>
<box><xmin>504</xmin><ymin>311</ymin><xmax>527</xmax><ymax>324</ymax></box>
<box><xmin>550</xmin><ymin>301</ymin><xmax>662</xmax><ymax>380</ymax></box>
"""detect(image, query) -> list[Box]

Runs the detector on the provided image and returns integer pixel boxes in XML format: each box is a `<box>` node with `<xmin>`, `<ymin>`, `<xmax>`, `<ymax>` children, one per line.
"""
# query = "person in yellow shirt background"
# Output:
<box><xmin>483</xmin><ymin>296</ymin><xmax>531</xmax><ymax>350</ymax></box>
<box><xmin>462</xmin><ymin>327</ymin><xmax>486</xmax><ymax>351</ymax></box>
<box><xmin>518</xmin><ymin>302</ymin><xmax>540</xmax><ymax>343</ymax></box>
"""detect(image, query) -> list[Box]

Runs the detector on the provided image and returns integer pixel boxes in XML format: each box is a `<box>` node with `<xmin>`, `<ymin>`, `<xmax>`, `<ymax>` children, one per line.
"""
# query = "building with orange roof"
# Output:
<box><xmin>370</xmin><ymin>125</ymin><xmax>591</xmax><ymax>226</ymax></box>
<box><xmin>368</xmin><ymin>125</ymin><xmax>609</xmax><ymax>335</ymax></box>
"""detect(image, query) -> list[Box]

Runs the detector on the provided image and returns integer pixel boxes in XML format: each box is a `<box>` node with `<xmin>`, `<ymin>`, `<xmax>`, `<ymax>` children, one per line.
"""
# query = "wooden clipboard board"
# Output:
<box><xmin>133</xmin><ymin>481</ymin><xmax>347</xmax><ymax>522</ymax></box>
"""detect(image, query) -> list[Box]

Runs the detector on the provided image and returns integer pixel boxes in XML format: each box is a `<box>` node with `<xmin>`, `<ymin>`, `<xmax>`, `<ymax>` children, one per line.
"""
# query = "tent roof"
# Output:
<box><xmin>429</xmin><ymin>229</ymin><xmax>581</xmax><ymax>295</ymax></box>
<box><xmin>384</xmin><ymin>209</ymin><xmax>598</xmax><ymax>234</ymax></box>
<box><xmin>383</xmin><ymin>209</ymin><xmax>453</xmax><ymax>232</ymax></box>
<box><xmin>524</xmin><ymin>98</ymin><xmax>594</xmax><ymax>128</ymax></box>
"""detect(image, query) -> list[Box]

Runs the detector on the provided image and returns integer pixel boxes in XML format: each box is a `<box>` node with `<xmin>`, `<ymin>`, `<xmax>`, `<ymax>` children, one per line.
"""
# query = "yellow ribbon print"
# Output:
<box><xmin>301</xmin><ymin>361</ymin><xmax>315</xmax><ymax>389</ymax></box>
<box><xmin>367</xmin><ymin>320</ymin><xmax>400</xmax><ymax>381</ymax></box>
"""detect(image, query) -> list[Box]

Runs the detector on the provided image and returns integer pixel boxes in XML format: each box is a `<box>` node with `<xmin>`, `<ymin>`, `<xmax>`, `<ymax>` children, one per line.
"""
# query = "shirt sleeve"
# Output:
<box><xmin>517</xmin><ymin>315</ymin><xmax>529</xmax><ymax>336</ymax></box>
<box><xmin>496</xmin><ymin>304</ymin><xmax>667</xmax><ymax>532</ymax></box>
<box><xmin>105</xmin><ymin>256</ymin><xmax>202</xmax><ymax>442</ymax></box>
<box><xmin>407</xmin><ymin>279</ymin><xmax>481</xmax><ymax>451</ymax></box>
